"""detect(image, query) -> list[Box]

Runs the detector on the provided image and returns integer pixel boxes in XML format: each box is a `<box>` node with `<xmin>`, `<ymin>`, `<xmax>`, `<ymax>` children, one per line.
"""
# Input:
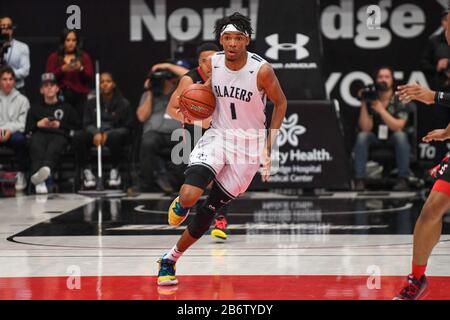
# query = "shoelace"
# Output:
<box><xmin>215</xmin><ymin>217</ymin><xmax>228</xmax><ymax>230</ymax></box>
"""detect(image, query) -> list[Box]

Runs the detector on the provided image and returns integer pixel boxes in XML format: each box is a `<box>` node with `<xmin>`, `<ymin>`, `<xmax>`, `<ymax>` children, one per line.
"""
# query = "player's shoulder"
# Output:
<box><xmin>248</xmin><ymin>51</ymin><xmax>270</xmax><ymax>72</ymax></box>
<box><xmin>212</xmin><ymin>51</ymin><xmax>225</xmax><ymax>62</ymax></box>
<box><xmin>249</xmin><ymin>52</ymin><xmax>265</xmax><ymax>63</ymax></box>
<box><xmin>184</xmin><ymin>68</ymin><xmax>200</xmax><ymax>81</ymax></box>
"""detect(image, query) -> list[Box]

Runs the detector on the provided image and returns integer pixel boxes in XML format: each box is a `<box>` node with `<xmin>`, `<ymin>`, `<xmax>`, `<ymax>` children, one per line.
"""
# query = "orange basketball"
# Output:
<box><xmin>179</xmin><ymin>84</ymin><xmax>216</xmax><ymax>120</ymax></box>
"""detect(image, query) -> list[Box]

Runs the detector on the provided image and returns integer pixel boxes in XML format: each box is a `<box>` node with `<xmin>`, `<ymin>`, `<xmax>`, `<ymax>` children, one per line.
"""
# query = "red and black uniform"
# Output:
<box><xmin>430</xmin><ymin>154</ymin><xmax>450</xmax><ymax>196</ymax></box>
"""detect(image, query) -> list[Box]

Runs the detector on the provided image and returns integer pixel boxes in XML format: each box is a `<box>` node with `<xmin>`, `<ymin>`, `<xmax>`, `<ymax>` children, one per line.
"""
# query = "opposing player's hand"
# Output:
<box><xmin>423</xmin><ymin>129</ymin><xmax>450</xmax><ymax>143</ymax></box>
<box><xmin>395</xmin><ymin>84</ymin><xmax>435</xmax><ymax>105</ymax></box>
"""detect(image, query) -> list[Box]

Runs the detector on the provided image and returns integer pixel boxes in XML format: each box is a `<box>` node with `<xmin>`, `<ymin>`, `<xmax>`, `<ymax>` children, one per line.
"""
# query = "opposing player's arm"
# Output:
<box><xmin>166</xmin><ymin>75</ymin><xmax>212</xmax><ymax>129</ymax></box>
<box><xmin>258</xmin><ymin>63</ymin><xmax>287</xmax><ymax>153</ymax></box>
<box><xmin>166</xmin><ymin>75</ymin><xmax>194</xmax><ymax>123</ymax></box>
<box><xmin>423</xmin><ymin>122</ymin><xmax>450</xmax><ymax>143</ymax></box>
<box><xmin>152</xmin><ymin>63</ymin><xmax>189</xmax><ymax>77</ymax></box>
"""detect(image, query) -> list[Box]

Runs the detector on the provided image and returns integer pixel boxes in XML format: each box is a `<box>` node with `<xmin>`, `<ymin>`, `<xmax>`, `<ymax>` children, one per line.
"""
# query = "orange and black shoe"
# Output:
<box><xmin>211</xmin><ymin>215</ymin><xmax>228</xmax><ymax>240</ymax></box>
<box><xmin>393</xmin><ymin>274</ymin><xmax>428</xmax><ymax>300</ymax></box>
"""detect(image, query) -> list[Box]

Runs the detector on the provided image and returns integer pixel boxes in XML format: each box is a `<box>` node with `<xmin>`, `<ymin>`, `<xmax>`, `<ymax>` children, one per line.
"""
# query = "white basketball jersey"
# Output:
<box><xmin>211</xmin><ymin>51</ymin><xmax>268</xmax><ymax>136</ymax></box>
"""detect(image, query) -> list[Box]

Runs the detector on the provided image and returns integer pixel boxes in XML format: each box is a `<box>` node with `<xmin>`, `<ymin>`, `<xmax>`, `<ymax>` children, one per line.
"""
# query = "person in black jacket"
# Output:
<box><xmin>421</xmin><ymin>10</ymin><xmax>450</xmax><ymax>92</ymax></box>
<box><xmin>73</xmin><ymin>72</ymin><xmax>133</xmax><ymax>188</ymax></box>
<box><xmin>26</xmin><ymin>73</ymin><xmax>80</xmax><ymax>194</ymax></box>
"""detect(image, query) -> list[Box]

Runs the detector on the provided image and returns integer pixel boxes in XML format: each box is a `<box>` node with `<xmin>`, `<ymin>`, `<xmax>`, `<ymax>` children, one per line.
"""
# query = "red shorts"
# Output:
<box><xmin>431</xmin><ymin>155</ymin><xmax>450</xmax><ymax>197</ymax></box>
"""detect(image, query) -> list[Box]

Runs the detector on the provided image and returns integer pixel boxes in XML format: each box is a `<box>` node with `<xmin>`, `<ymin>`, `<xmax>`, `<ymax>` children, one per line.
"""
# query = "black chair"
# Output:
<box><xmin>0</xmin><ymin>146</ymin><xmax>17</xmax><ymax>171</ymax></box>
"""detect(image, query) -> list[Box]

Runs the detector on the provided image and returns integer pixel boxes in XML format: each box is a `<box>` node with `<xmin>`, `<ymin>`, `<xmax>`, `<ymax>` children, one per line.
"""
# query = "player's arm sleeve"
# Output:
<box><xmin>435</xmin><ymin>91</ymin><xmax>450</xmax><ymax>107</ymax></box>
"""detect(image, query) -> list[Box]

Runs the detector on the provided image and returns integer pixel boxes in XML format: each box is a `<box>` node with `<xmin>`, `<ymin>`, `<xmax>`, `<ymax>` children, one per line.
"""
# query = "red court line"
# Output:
<box><xmin>0</xmin><ymin>275</ymin><xmax>449</xmax><ymax>300</ymax></box>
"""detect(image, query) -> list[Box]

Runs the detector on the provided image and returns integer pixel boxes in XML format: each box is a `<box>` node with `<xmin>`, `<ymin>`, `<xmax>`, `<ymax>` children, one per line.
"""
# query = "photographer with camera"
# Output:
<box><xmin>25</xmin><ymin>73</ymin><xmax>80</xmax><ymax>194</ymax></box>
<box><xmin>136</xmin><ymin>62</ymin><xmax>187</xmax><ymax>193</ymax></box>
<box><xmin>0</xmin><ymin>16</ymin><xmax>30</xmax><ymax>94</ymax></box>
<box><xmin>354</xmin><ymin>66</ymin><xmax>412</xmax><ymax>191</ymax></box>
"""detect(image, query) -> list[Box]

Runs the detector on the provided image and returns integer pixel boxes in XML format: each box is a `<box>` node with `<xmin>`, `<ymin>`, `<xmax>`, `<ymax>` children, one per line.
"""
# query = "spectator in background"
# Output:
<box><xmin>0</xmin><ymin>66</ymin><xmax>30</xmax><ymax>191</ymax></box>
<box><xmin>46</xmin><ymin>28</ymin><xmax>93</xmax><ymax>122</ymax></box>
<box><xmin>136</xmin><ymin>63</ymin><xmax>187</xmax><ymax>193</ymax></box>
<box><xmin>0</xmin><ymin>16</ymin><xmax>30</xmax><ymax>94</ymax></box>
<box><xmin>73</xmin><ymin>72</ymin><xmax>133</xmax><ymax>189</ymax></box>
<box><xmin>25</xmin><ymin>73</ymin><xmax>80</xmax><ymax>194</ymax></box>
<box><xmin>354</xmin><ymin>66</ymin><xmax>412</xmax><ymax>191</ymax></box>
<box><xmin>421</xmin><ymin>10</ymin><xmax>450</xmax><ymax>92</ymax></box>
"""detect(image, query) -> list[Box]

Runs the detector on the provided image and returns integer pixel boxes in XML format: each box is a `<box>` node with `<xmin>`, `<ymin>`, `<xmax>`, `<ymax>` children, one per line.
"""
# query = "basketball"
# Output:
<box><xmin>179</xmin><ymin>84</ymin><xmax>216</xmax><ymax>120</ymax></box>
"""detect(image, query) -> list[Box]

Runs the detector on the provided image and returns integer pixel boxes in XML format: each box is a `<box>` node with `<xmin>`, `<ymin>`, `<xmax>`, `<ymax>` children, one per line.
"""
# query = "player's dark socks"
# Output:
<box><xmin>216</xmin><ymin>204</ymin><xmax>228</xmax><ymax>218</ymax></box>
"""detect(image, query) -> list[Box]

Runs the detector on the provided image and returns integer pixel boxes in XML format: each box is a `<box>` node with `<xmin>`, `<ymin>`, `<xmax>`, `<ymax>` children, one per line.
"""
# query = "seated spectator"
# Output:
<box><xmin>136</xmin><ymin>64</ymin><xmax>187</xmax><ymax>192</ymax></box>
<box><xmin>46</xmin><ymin>28</ymin><xmax>93</xmax><ymax>122</ymax></box>
<box><xmin>73</xmin><ymin>72</ymin><xmax>133</xmax><ymax>189</ymax></box>
<box><xmin>0</xmin><ymin>66</ymin><xmax>30</xmax><ymax>191</ymax></box>
<box><xmin>0</xmin><ymin>16</ymin><xmax>30</xmax><ymax>94</ymax></box>
<box><xmin>354</xmin><ymin>66</ymin><xmax>412</xmax><ymax>191</ymax></box>
<box><xmin>25</xmin><ymin>73</ymin><xmax>80</xmax><ymax>194</ymax></box>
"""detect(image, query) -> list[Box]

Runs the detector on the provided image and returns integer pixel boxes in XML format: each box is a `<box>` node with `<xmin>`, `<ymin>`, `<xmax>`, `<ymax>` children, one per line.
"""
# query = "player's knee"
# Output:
<box><xmin>180</xmin><ymin>165</ymin><xmax>215</xmax><ymax>207</ymax></box>
<box><xmin>420</xmin><ymin>198</ymin><xmax>446</xmax><ymax>223</ymax></box>
<box><xmin>179</xmin><ymin>185</ymin><xmax>202</xmax><ymax>208</ymax></box>
<box><xmin>187</xmin><ymin>206</ymin><xmax>215</xmax><ymax>239</ymax></box>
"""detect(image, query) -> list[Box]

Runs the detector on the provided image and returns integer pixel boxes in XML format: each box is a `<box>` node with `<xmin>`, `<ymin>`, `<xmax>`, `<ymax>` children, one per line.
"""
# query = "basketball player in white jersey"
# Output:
<box><xmin>157</xmin><ymin>12</ymin><xmax>287</xmax><ymax>286</ymax></box>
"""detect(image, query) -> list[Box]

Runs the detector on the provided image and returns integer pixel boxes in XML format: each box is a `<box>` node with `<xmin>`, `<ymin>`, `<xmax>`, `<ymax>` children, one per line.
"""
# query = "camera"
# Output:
<box><xmin>146</xmin><ymin>69</ymin><xmax>176</xmax><ymax>96</ymax></box>
<box><xmin>359</xmin><ymin>82</ymin><xmax>389</xmax><ymax>102</ymax></box>
<box><xmin>360</xmin><ymin>84</ymin><xmax>378</xmax><ymax>102</ymax></box>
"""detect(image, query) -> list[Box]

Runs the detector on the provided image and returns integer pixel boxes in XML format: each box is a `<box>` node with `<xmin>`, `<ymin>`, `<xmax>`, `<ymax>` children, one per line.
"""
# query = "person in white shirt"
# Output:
<box><xmin>0</xmin><ymin>66</ymin><xmax>30</xmax><ymax>191</ymax></box>
<box><xmin>0</xmin><ymin>16</ymin><xmax>30</xmax><ymax>93</ymax></box>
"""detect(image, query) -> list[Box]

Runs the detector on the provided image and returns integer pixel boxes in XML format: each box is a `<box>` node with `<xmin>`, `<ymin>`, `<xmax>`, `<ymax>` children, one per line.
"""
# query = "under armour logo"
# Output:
<box><xmin>265</xmin><ymin>33</ymin><xmax>310</xmax><ymax>61</ymax></box>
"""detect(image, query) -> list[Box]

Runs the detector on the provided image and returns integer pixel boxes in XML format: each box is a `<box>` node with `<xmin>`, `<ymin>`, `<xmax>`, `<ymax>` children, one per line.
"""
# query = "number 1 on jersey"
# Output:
<box><xmin>230</xmin><ymin>103</ymin><xmax>237</xmax><ymax>120</ymax></box>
